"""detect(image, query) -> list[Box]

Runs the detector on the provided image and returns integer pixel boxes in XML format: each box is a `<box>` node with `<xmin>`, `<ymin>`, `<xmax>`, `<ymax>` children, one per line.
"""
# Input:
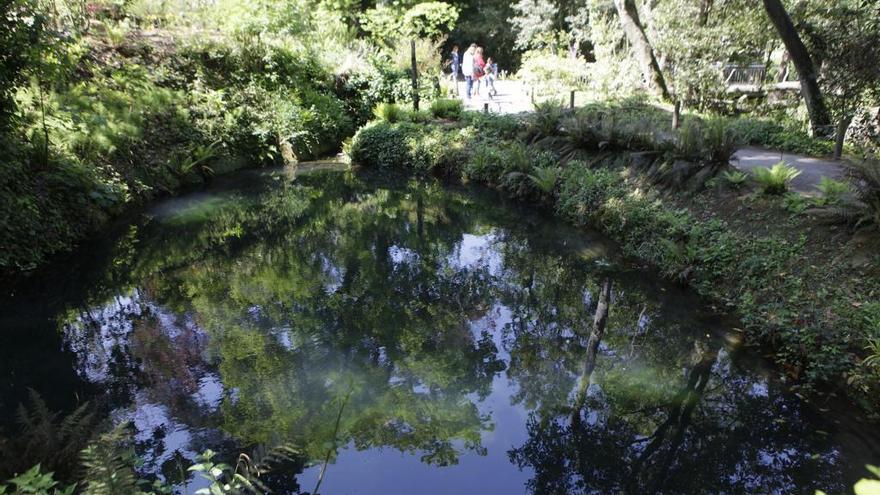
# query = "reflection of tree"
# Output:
<box><xmin>132</xmin><ymin>172</ymin><xmax>510</xmax><ymax>466</ymax></box>
<box><xmin>509</xmin><ymin>338</ymin><xmax>847</xmax><ymax>494</ymax></box>
<box><xmin>11</xmin><ymin>168</ymin><xmax>861</xmax><ymax>492</ymax></box>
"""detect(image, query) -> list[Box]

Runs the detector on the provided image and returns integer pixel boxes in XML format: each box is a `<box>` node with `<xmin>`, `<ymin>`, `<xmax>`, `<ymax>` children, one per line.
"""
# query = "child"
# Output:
<box><xmin>484</xmin><ymin>57</ymin><xmax>498</xmax><ymax>99</ymax></box>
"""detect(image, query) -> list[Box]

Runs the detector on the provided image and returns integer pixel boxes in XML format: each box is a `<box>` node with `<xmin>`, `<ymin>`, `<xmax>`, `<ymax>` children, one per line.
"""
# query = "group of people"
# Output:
<box><xmin>449</xmin><ymin>44</ymin><xmax>498</xmax><ymax>100</ymax></box>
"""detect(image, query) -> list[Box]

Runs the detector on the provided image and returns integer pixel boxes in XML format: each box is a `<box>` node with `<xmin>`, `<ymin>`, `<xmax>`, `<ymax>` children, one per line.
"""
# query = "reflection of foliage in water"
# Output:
<box><xmin>6</xmin><ymin>168</ymin><xmax>867</xmax><ymax>492</ymax></box>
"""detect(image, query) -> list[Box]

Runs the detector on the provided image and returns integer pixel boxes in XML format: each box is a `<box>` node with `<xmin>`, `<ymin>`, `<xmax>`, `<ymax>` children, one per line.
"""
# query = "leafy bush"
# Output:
<box><xmin>429</xmin><ymin>98</ymin><xmax>463</xmax><ymax>119</ymax></box>
<box><xmin>348</xmin><ymin>120</ymin><xmax>412</xmax><ymax>168</ymax></box>
<box><xmin>752</xmin><ymin>162</ymin><xmax>801</xmax><ymax>195</ymax></box>
<box><xmin>459</xmin><ymin>112</ymin><xmax>521</xmax><ymax>139</ymax></box>
<box><xmin>517</xmin><ymin>49</ymin><xmax>590</xmax><ymax>95</ymax></box>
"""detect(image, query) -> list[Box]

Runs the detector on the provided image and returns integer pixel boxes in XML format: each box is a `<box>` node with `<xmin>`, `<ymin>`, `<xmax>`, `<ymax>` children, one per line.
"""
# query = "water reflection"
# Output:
<box><xmin>1</xmin><ymin>168</ymin><xmax>876</xmax><ymax>493</ymax></box>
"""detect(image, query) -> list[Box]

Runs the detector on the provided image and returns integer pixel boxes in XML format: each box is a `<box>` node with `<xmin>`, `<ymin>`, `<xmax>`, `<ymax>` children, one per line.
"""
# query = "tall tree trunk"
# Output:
<box><xmin>834</xmin><ymin>114</ymin><xmax>853</xmax><ymax>160</ymax></box>
<box><xmin>613</xmin><ymin>0</ymin><xmax>671</xmax><ymax>101</ymax></box>
<box><xmin>762</xmin><ymin>0</ymin><xmax>832</xmax><ymax>137</ymax></box>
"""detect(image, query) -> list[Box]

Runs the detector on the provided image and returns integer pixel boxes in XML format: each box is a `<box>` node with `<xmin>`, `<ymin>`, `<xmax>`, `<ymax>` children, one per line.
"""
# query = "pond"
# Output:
<box><xmin>1</xmin><ymin>165</ymin><xmax>878</xmax><ymax>494</ymax></box>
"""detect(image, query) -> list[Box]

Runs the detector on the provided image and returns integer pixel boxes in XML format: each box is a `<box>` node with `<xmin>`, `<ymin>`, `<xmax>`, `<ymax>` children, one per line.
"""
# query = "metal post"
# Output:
<box><xmin>410</xmin><ymin>40</ymin><xmax>419</xmax><ymax>111</ymax></box>
<box><xmin>570</xmin><ymin>90</ymin><xmax>575</xmax><ymax>109</ymax></box>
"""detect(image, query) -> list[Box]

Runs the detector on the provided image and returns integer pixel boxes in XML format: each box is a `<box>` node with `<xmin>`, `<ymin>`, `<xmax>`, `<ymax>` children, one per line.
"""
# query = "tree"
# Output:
<box><xmin>612</xmin><ymin>0</ymin><xmax>670</xmax><ymax>101</ymax></box>
<box><xmin>508</xmin><ymin>0</ymin><xmax>590</xmax><ymax>56</ymax></box>
<box><xmin>797</xmin><ymin>0</ymin><xmax>880</xmax><ymax>158</ymax></box>
<box><xmin>0</xmin><ymin>0</ymin><xmax>45</xmax><ymax>129</ymax></box>
<box><xmin>761</xmin><ymin>0</ymin><xmax>832</xmax><ymax>137</ymax></box>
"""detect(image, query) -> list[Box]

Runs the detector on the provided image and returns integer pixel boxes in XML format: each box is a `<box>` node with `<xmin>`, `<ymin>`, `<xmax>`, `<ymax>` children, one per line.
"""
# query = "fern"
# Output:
<box><xmin>722</xmin><ymin>170</ymin><xmax>749</xmax><ymax>189</ymax></box>
<box><xmin>752</xmin><ymin>161</ymin><xmax>801</xmax><ymax>195</ymax></box>
<box><xmin>526</xmin><ymin>99</ymin><xmax>564</xmax><ymax>144</ymax></box>
<box><xmin>528</xmin><ymin>165</ymin><xmax>560</xmax><ymax>195</ymax></box>
<box><xmin>3</xmin><ymin>391</ymin><xmax>96</xmax><ymax>482</ymax></box>
<box><xmin>373</xmin><ymin>103</ymin><xmax>404</xmax><ymax>123</ymax></box>
<box><xmin>79</xmin><ymin>427</ymin><xmax>141</xmax><ymax>495</ymax></box>
<box><xmin>558</xmin><ymin>114</ymin><xmax>600</xmax><ymax>161</ymax></box>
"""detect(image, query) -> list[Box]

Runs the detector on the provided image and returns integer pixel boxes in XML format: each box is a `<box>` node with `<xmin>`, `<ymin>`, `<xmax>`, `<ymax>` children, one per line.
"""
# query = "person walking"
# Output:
<box><xmin>484</xmin><ymin>57</ymin><xmax>498</xmax><ymax>99</ymax></box>
<box><xmin>461</xmin><ymin>44</ymin><xmax>476</xmax><ymax>100</ymax></box>
<box><xmin>473</xmin><ymin>47</ymin><xmax>486</xmax><ymax>97</ymax></box>
<box><xmin>449</xmin><ymin>45</ymin><xmax>460</xmax><ymax>96</ymax></box>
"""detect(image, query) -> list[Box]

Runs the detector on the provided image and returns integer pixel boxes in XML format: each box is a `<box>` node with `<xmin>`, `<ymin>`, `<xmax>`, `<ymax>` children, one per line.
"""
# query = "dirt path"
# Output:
<box><xmin>451</xmin><ymin>80</ymin><xmax>848</xmax><ymax>193</ymax></box>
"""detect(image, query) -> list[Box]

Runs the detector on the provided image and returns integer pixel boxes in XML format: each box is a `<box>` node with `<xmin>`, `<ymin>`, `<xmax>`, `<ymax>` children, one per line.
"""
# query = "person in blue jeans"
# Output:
<box><xmin>449</xmin><ymin>45</ymin><xmax>460</xmax><ymax>95</ymax></box>
<box><xmin>461</xmin><ymin>44</ymin><xmax>476</xmax><ymax>99</ymax></box>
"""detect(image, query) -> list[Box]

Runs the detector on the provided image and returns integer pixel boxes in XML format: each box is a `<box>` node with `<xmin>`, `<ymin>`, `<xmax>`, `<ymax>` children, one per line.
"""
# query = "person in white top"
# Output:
<box><xmin>461</xmin><ymin>44</ymin><xmax>476</xmax><ymax>100</ymax></box>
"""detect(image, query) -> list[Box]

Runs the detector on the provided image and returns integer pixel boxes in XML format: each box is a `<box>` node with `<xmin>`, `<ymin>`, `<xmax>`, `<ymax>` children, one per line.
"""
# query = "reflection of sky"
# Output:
<box><xmin>297</xmin><ymin>302</ymin><xmax>536</xmax><ymax>494</ymax></box>
<box><xmin>48</xmin><ymin>174</ymin><xmax>877</xmax><ymax>495</ymax></box>
<box><xmin>448</xmin><ymin>232</ymin><xmax>503</xmax><ymax>276</ymax></box>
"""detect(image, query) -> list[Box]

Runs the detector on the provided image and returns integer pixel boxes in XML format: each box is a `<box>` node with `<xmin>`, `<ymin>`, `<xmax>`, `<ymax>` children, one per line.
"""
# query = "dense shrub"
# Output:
<box><xmin>0</xmin><ymin>31</ymin><xmax>366</xmax><ymax>275</ymax></box>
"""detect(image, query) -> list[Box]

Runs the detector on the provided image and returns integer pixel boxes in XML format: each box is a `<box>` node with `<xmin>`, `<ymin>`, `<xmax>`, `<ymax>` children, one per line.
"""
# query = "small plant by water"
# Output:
<box><xmin>752</xmin><ymin>161</ymin><xmax>801</xmax><ymax>195</ymax></box>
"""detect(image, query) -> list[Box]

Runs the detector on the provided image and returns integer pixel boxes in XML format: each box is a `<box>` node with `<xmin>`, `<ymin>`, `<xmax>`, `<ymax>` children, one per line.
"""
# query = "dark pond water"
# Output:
<box><xmin>1</xmin><ymin>165</ymin><xmax>878</xmax><ymax>494</ymax></box>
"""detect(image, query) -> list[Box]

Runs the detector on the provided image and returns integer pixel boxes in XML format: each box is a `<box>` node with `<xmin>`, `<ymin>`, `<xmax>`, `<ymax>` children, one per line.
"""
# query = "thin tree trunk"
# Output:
<box><xmin>410</xmin><ymin>39</ymin><xmax>419</xmax><ymax>111</ymax></box>
<box><xmin>698</xmin><ymin>0</ymin><xmax>712</xmax><ymax>27</ymax></box>
<box><xmin>613</xmin><ymin>0</ymin><xmax>671</xmax><ymax>101</ymax></box>
<box><xmin>834</xmin><ymin>114</ymin><xmax>853</xmax><ymax>160</ymax></box>
<box><xmin>572</xmin><ymin>279</ymin><xmax>612</xmax><ymax>426</ymax></box>
<box><xmin>672</xmin><ymin>100</ymin><xmax>681</xmax><ymax>129</ymax></box>
<box><xmin>762</xmin><ymin>0</ymin><xmax>832</xmax><ymax>137</ymax></box>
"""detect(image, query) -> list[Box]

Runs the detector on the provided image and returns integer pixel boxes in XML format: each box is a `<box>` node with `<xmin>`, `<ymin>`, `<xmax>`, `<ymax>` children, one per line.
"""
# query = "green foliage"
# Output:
<box><xmin>782</xmin><ymin>192</ymin><xmax>809</xmax><ymax>214</ymax></box>
<box><xmin>1</xmin><ymin>23</ymin><xmax>368</xmax><ymax>275</ymax></box>
<box><xmin>429</xmin><ymin>98</ymin><xmax>463</xmax><ymax>119</ymax></box>
<box><xmin>362</xmin><ymin>2</ymin><xmax>458</xmax><ymax>45</ymax></box>
<box><xmin>0</xmin><ymin>465</ymin><xmax>74</xmax><ymax>495</ymax></box>
<box><xmin>402</xmin><ymin>2</ymin><xmax>459</xmax><ymax>39</ymax></box>
<box><xmin>374</xmin><ymin>102</ymin><xmax>406</xmax><ymax>123</ymax></box>
<box><xmin>525</xmin><ymin>99</ymin><xmax>564</xmax><ymax>144</ymax></box>
<box><xmin>752</xmin><ymin>162</ymin><xmax>802</xmax><ymax>195</ymax></box>
<box><xmin>722</xmin><ymin>170</ymin><xmax>749</xmax><ymax>189</ymax></box>
<box><xmin>813</xmin><ymin>177</ymin><xmax>850</xmax><ymax>206</ymax></box>
<box><xmin>527</xmin><ymin>165</ymin><xmax>560</xmax><ymax>195</ymax></box>
<box><xmin>79</xmin><ymin>428</ymin><xmax>142</xmax><ymax>495</ymax></box>
<box><xmin>675</xmin><ymin>117</ymin><xmax>740</xmax><ymax>164</ymax></box>
<box><xmin>188</xmin><ymin>450</ymin><xmax>262</xmax><ymax>494</ymax></box>
<box><xmin>0</xmin><ymin>391</ymin><xmax>97</xmax><ymax>483</ymax></box>
<box><xmin>517</xmin><ymin>50</ymin><xmax>590</xmax><ymax>95</ymax></box>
